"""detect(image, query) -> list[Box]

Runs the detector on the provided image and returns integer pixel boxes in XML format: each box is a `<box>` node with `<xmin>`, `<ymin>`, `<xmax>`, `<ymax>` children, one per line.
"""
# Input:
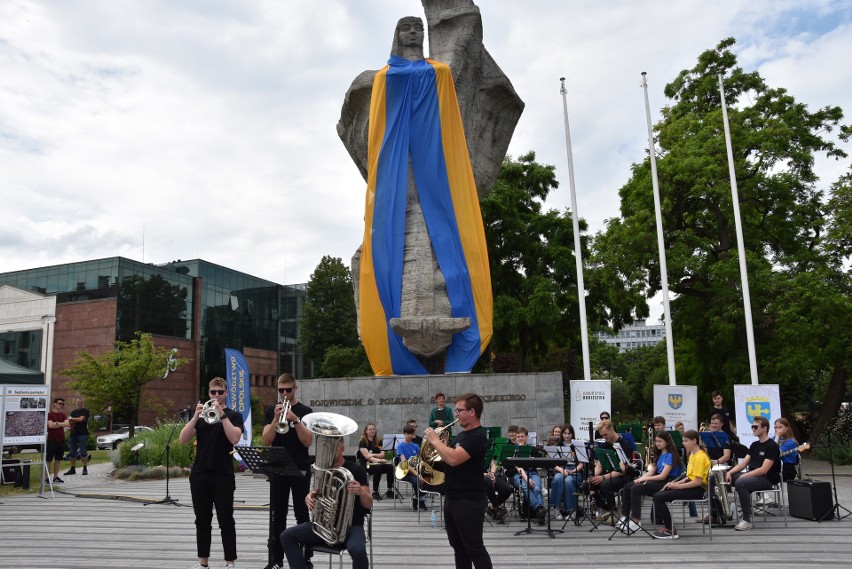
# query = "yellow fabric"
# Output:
<box><xmin>687</xmin><ymin>449</ymin><xmax>712</xmax><ymax>487</ymax></box>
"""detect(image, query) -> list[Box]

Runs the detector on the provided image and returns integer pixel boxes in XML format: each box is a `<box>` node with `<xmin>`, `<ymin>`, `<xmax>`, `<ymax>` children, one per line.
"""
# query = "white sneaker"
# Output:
<box><xmin>734</xmin><ymin>519</ymin><xmax>753</xmax><ymax>531</ymax></box>
<box><xmin>627</xmin><ymin>519</ymin><xmax>641</xmax><ymax>533</ymax></box>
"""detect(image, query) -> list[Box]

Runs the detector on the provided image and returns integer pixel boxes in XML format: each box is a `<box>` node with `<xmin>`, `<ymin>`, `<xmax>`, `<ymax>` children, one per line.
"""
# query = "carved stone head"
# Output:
<box><xmin>391</xmin><ymin>16</ymin><xmax>425</xmax><ymax>57</ymax></box>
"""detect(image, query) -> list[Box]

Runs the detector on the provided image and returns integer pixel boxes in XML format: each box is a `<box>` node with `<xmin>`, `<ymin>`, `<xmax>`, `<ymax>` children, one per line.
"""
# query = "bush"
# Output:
<box><xmin>114</xmin><ymin>421</ymin><xmax>195</xmax><ymax>469</ymax></box>
<box><xmin>813</xmin><ymin>404</ymin><xmax>852</xmax><ymax>465</ymax></box>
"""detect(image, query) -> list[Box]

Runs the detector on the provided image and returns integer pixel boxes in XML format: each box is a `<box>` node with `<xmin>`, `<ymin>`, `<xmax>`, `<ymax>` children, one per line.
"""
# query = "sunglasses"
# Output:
<box><xmin>278</xmin><ymin>387</ymin><xmax>294</xmax><ymax>393</ymax></box>
<box><xmin>209</xmin><ymin>389</ymin><xmax>226</xmax><ymax>395</ymax></box>
<box><xmin>751</xmin><ymin>424</ymin><xmax>763</xmax><ymax>430</ymax></box>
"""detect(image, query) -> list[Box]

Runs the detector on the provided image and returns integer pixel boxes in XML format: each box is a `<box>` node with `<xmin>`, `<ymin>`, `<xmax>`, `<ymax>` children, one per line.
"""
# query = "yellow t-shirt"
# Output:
<box><xmin>687</xmin><ymin>450</ymin><xmax>712</xmax><ymax>487</ymax></box>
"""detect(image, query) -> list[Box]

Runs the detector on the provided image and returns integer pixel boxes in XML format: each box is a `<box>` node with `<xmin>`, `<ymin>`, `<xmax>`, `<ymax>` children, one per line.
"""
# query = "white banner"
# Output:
<box><xmin>2</xmin><ymin>384</ymin><xmax>50</xmax><ymax>445</ymax></box>
<box><xmin>653</xmin><ymin>384</ymin><xmax>698</xmax><ymax>430</ymax></box>
<box><xmin>733</xmin><ymin>384</ymin><xmax>781</xmax><ymax>446</ymax></box>
<box><xmin>569</xmin><ymin>380</ymin><xmax>611</xmax><ymax>439</ymax></box>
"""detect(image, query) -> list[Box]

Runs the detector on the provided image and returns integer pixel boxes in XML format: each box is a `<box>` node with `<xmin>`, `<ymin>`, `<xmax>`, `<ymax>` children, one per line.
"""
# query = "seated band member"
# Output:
<box><xmin>358</xmin><ymin>422</ymin><xmax>394</xmax><ymax>500</ymax></box>
<box><xmin>280</xmin><ymin>437</ymin><xmax>372</xmax><ymax>569</ymax></box>
<box><xmin>546</xmin><ymin>425</ymin><xmax>563</xmax><ymax>446</ymax></box>
<box><xmin>619</xmin><ymin>431</ymin><xmax>684</xmax><ymax>532</ymax></box>
<box><xmin>506</xmin><ymin>424</ymin><xmax>519</xmax><ymax>445</ymax></box>
<box><xmin>549</xmin><ymin>424</ymin><xmax>586</xmax><ymax>520</ymax></box>
<box><xmin>706</xmin><ymin>414</ymin><xmax>733</xmax><ymax>467</ymax></box>
<box><xmin>725</xmin><ymin>415</ymin><xmax>781</xmax><ymax>531</ymax></box>
<box><xmin>396</xmin><ymin>424</ymin><xmax>427</xmax><ymax>510</ymax></box>
<box><xmin>483</xmin><ymin>466</ymin><xmax>513</xmax><ymax>521</ymax></box>
<box><xmin>651</xmin><ymin>429</ymin><xmax>711</xmax><ymax>539</ymax></box>
<box><xmin>774</xmin><ymin>418</ymin><xmax>799</xmax><ymax>481</ymax></box>
<box><xmin>588</xmin><ymin>419</ymin><xmax>636</xmax><ymax>514</ymax></box>
<box><xmin>652</xmin><ymin>416</ymin><xmax>667</xmax><ymax>433</ymax></box>
<box><xmin>511</xmin><ymin>427</ymin><xmax>547</xmax><ymax>525</ymax></box>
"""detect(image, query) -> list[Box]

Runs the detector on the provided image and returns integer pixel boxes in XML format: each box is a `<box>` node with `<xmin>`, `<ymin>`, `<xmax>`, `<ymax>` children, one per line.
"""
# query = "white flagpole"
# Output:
<box><xmin>641</xmin><ymin>73</ymin><xmax>677</xmax><ymax>386</ymax></box>
<box><xmin>559</xmin><ymin>77</ymin><xmax>591</xmax><ymax>381</ymax></box>
<box><xmin>718</xmin><ymin>73</ymin><xmax>759</xmax><ymax>385</ymax></box>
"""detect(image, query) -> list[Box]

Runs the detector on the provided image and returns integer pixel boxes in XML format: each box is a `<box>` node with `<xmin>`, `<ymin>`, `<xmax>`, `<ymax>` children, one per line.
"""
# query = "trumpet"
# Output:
<box><xmin>275</xmin><ymin>394</ymin><xmax>292</xmax><ymax>434</ymax></box>
<box><xmin>699</xmin><ymin>422</ymin><xmax>708</xmax><ymax>432</ymax></box>
<box><xmin>201</xmin><ymin>399</ymin><xmax>221</xmax><ymax>424</ymax></box>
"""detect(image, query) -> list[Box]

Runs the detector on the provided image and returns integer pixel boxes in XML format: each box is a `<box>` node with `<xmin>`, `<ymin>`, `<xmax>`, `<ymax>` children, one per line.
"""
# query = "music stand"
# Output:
<box><xmin>381</xmin><ymin>434</ymin><xmax>402</xmax><ymax>452</ymax></box>
<box><xmin>238</xmin><ymin>446</ymin><xmax>302</xmax><ymax>569</ymax></box>
<box><xmin>511</xmin><ymin>457</ymin><xmax>567</xmax><ymax>539</ymax></box>
<box><xmin>588</xmin><ymin>448</ymin><xmax>622</xmax><ymax>533</ymax></box>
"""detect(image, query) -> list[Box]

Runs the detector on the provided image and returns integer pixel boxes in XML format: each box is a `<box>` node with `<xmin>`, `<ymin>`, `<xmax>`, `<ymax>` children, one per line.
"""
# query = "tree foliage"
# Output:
<box><xmin>591</xmin><ymin>38</ymin><xmax>850</xmax><ymax>439</ymax></box>
<box><xmin>62</xmin><ymin>333</ymin><xmax>189</xmax><ymax>436</ymax></box>
<box><xmin>481</xmin><ymin>151</ymin><xmax>591</xmax><ymax>376</ymax></box>
<box><xmin>298</xmin><ymin>256</ymin><xmax>359</xmax><ymax>376</ymax></box>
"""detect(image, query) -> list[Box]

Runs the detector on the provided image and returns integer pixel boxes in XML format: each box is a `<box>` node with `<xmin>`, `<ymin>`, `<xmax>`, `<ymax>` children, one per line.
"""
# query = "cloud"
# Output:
<box><xmin>1</xmin><ymin>0</ymin><xmax>849</xmax><ymax>286</ymax></box>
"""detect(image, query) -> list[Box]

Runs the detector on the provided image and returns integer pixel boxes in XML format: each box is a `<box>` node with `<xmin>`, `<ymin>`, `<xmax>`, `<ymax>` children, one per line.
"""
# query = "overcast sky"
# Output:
<box><xmin>3</xmin><ymin>1</ymin><xmax>851</xmax><ymax>298</ymax></box>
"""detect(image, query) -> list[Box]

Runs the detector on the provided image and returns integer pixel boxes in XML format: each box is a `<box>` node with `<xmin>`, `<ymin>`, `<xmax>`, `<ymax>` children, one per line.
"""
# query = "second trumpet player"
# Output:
<box><xmin>261</xmin><ymin>373</ymin><xmax>313</xmax><ymax>569</ymax></box>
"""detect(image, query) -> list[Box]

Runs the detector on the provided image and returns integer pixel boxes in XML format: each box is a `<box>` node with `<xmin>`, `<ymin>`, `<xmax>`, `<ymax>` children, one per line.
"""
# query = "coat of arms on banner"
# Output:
<box><xmin>668</xmin><ymin>394</ymin><xmax>683</xmax><ymax>410</ymax></box>
<box><xmin>745</xmin><ymin>397</ymin><xmax>771</xmax><ymax>423</ymax></box>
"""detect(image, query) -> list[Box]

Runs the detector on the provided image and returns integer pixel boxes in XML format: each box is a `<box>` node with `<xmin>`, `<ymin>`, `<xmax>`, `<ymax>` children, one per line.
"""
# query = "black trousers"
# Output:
<box><xmin>445</xmin><ymin>495</ymin><xmax>492</xmax><ymax>569</ymax></box>
<box><xmin>368</xmin><ymin>462</ymin><xmax>394</xmax><ymax>493</ymax></box>
<box><xmin>594</xmin><ymin>474</ymin><xmax>630</xmax><ymax>511</ymax></box>
<box><xmin>269</xmin><ymin>470</ymin><xmax>311</xmax><ymax>564</ymax></box>
<box><xmin>189</xmin><ymin>471</ymin><xmax>237</xmax><ymax>561</ymax></box>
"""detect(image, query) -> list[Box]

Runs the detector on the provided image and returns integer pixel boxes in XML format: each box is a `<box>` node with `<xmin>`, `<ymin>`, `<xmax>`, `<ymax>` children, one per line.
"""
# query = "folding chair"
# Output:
<box><xmin>307</xmin><ymin>511</ymin><xmax>373</xmax><ymax>569</ymax></box>
<box><xmin>670</xmin><ymin>486</ymin><xmax>713</xmax><ymax>540</ymax></box>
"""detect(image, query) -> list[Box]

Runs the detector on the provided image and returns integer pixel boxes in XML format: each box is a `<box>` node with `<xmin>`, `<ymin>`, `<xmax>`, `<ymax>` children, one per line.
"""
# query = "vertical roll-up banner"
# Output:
<box><xmin>569</xmin><ymin>380</ymin><xmax>611</xmax><ymax>438</ymax></box>
<box><xmin>734</xmin><ymin>384</ymin><xmax>781</xmax><ymax>447</ymax></box>
<box><xmin>653</xmin><ymin>384</ymin><xmax>698</xmax><ymax>430</ymax></box>
<box><xmin>224</xmin><ymin>348</ymin><xmax>251</xmax><ymax>446</ymax></box>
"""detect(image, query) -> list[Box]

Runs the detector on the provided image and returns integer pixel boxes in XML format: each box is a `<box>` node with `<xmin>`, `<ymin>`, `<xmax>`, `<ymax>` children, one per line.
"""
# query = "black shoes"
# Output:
<box><xmin>536</xmin><ymin>506</ymin><xmax>547</xmax><ymax>525</ymax></box>
<box><xmin>64</xmin><ymin>468</ymin><xmax>76</xmax><ymax>475</ymax></box>
<box><xmin>371</xmin><ymin>491</ymin><xmax>382</xmax><ymax>501</ymax></box>
<box><xmin>384</xmin><ymin>489</ymin><xmax>394</xmax><ymax>498</ymax></box>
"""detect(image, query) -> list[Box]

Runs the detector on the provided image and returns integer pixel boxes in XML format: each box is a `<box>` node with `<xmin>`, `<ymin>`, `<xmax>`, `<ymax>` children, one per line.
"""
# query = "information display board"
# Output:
<box><xmin>2</xmin><ymin>385</ymin><xmax>50</xmax><ymax>446</ymax></box>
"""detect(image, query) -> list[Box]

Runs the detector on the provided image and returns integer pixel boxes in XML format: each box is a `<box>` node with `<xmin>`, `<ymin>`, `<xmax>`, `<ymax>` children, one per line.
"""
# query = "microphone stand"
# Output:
<box><xmin>817</xmin><ymin>430</ymin><xmax>850</xmax><ymax>522</ymax></box>
<box><xmin>145</xmin><ymin>413</ymin><xmax>185</xmax><ymax>507</ymax></box>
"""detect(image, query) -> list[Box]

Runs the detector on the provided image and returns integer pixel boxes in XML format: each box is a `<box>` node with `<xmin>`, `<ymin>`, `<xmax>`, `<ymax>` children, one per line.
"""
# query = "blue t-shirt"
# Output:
<box><xmin>779</xmin><ymin>438</ymin><xmax>799</xmax><ymax>464</ymax></box>
<box><xmin>396</xmin><ymin>441</ymin><xmax>420</xmax><ymax>462</ymax></box>
<box><xmin>656</xmin><ymin>452</ymin><xmax>684</xmax><ymax>479</ymax></box>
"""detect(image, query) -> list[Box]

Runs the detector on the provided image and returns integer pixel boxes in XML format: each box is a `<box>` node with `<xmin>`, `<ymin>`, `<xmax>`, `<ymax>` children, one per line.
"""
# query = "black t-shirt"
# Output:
<box><xmin>263</xmin><ymin>400</ymin><xmax>312</xmax><ymax>470</ymax></box>
<box><xmin>599</xmin><ymin>436</ymin><xmax>636</xmax><ymax>476</ymax></box>
<box><xmin>191</xmin><ymin>407</ymin><xmax>245</xmax><ymax>475</ymax></box>
<box><xmin>445</xmin><ymin>426</ymin><xmax>488</xmax><ymax>499</ymax></box>
<box><xmin>705</xmin><ymin>430</ymin><xmax>732</xmax><ymax>461</ymax></box>
<box><xmin>69</xmin><ymin>407</ymin><xmax>90</xmax><ymax>436</ymax></box>
<box><xmin>707</xmin><ymin>405</ymin><xmax>735</xmax><ymax>435</ymax></box>
<box><xmin>357</xmin><ymin>439</ymin><xmax>382</xmax><ymax>466</ymax></box>
<box><xmin>747</xmin><ymin>438</ymin><xmax>781</xmax><ymax>484</ymax></box>
<box><xmin>343</xmin><ymin>459</ymin><xmax>370</xmax><ymax>527</ymax></box>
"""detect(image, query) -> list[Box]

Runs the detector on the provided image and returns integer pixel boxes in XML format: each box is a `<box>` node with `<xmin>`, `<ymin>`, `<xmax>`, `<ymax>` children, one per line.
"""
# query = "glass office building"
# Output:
<box><xmin>0</xmin><ymin>257</ymin><xmax>311</xmax><ymax>381</ymax></box>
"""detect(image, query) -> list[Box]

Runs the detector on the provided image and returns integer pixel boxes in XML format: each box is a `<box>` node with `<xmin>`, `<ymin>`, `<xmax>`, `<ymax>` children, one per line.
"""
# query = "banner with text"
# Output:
<box><xmin>224</xmin><ymin>348</ymin><xmax>252</xmax><ymax>446</ymax></box>
<box><xmin>653</xmin><ymin>384</ymin><xmax>698</xmax><ymax>430</ymax></box>
<box><xmin>733</xmin><ymin>384</ymin><xmax>781</xmax><ymax>447</ymax></box>
<box><xmin>569</xmin><ymin>379</ymin><xmax>611</xmax><ymax>439</ymax></box>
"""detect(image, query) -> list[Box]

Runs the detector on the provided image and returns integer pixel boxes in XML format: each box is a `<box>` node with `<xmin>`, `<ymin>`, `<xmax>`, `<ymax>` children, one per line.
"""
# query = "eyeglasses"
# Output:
<box><xmin>56</xmin><ymin>403</ymin><xmax>64</xmax><ymax>406</ymax></box>
<box><xmin>209</xmin><ymin>389</ymin><xmax>226</xmax><ymax>395</ymax></box>
<box><xmin>453</xmin><ymin>407</ymin><xmax>467</xmax><ymax>415</ymax></box>
<box><xmin>278</xmin><ymin>387</ymin><xmax>294</xmax><ymax>393</ymax></box>
<box><xmin>751</xmin><ymin>424</ymin><xmax>763</xmax><ymax>430</ymax></box>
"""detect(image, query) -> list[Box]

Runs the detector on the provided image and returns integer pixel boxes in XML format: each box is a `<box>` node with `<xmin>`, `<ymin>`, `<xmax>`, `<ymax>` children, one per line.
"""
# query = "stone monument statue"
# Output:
<box><xmin>338</xmin><ymin>0</ymin><xmax>524</xmax><ymax>376</ymax></box>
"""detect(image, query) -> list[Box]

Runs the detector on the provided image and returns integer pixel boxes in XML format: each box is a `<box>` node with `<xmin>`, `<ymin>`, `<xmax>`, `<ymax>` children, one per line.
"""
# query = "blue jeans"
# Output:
<box><xmin>281</xmin><ymin>521</ymin><xmax>368</xmax><ymax>569</ymax></box>
<box><xmin>550</xmin><ymin>471</ymin><xmax>583</xmax><ymax>512</ymax></box>
<box><xmin>514</xmin><ymin>472</ymin><xmax>543</xmax><ymax>511</ymax></box>
<box><xmin>68</xmin><ymin>434</ymin><xmax>88</xmax><ymax>459</ymax></box>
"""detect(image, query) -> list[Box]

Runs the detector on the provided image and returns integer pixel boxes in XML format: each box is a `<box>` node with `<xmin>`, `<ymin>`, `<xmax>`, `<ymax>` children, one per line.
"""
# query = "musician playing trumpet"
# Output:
<box><xmin>179</xmin><ymin>377</ymin><xmax>244</xmax><ymax>569</ymax></box>
<box><xmin>281</xmin><ymin>437</ymin><xmax>372</xmax><ymax>569</ymax></box>
<box><xmin>262</xmin><ymin>373</ymin><xmax>313</xmax><ymax>569</ymax></box>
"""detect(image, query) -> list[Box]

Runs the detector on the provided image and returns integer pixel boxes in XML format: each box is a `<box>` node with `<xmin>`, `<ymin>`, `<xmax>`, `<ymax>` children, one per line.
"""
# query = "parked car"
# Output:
<box><xmin>96</xmin><ymin>426</ymin><xmax>154</xmax><ymax>449</ymax></box>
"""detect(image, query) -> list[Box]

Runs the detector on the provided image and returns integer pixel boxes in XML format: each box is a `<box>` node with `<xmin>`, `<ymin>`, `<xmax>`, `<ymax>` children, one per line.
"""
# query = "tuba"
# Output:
<box><xmin>275</xmin><ymin>395</ymin><xmax>292</xmax><ymax>434</ymax></box>
<box><xmin>419</xmin><ymin>418</ymin><xmax>459</xmax><ymax>486</ymax></box>
<box><xmin>303</xmin><ymin>412</ymin><xmax>359</xmax><ymax>545</ymax></box>
<box><xmin>201</xmin><ymin>399</ymin><xmax>221</xmax><ymax>424</ymax></box>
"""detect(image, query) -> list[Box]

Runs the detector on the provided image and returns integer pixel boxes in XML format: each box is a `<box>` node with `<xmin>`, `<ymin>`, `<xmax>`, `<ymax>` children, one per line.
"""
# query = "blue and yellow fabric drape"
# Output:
<box><xmin>359</xmin><ymin>56</ymin><xmax>492</xmax><ymax>376</ymax></box>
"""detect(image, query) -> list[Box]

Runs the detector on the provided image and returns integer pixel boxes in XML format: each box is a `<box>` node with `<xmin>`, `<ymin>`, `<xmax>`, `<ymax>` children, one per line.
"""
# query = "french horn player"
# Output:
<box><xmin>281</xmin><ymin>413</ymin><xmax>372</xmax><ymax>569</ymax></box>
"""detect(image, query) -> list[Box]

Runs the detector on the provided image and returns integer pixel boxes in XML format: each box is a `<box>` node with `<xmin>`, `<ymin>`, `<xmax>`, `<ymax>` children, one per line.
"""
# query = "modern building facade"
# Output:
<box><xmin>0</xmin><ymin>257</ymin><xmax>311</xmax><ymax>424</ymax></box>
<box><xmin>595</xmin><ymin>319</ymin><xmax>666</xmax><ymax>352</ymax></box>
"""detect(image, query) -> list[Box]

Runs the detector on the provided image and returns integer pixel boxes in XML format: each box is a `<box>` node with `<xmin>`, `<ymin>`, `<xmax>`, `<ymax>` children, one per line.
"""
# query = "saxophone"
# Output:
<box><xmin>303</xmin><ymin>412</ymin><xmax>359</xmax><ymax>545</ymax></box>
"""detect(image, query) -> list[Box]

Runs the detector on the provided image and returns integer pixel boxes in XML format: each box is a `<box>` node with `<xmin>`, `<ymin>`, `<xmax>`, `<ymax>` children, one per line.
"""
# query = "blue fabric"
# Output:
<box><xmin>657</xmin><ymin>452</ymin><xmax>684</xmax><ymax>479</ymax></box>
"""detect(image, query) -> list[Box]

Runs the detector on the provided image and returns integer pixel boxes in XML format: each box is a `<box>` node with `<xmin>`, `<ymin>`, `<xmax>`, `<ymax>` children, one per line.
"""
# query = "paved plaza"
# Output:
<box><xmin>1</xmin><ymin>458</ymin><xmax>850</xmax><ymax>569</ymax></box>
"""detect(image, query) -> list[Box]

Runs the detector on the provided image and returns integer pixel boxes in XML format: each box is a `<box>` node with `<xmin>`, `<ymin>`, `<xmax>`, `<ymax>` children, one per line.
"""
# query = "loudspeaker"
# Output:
<box><xmin>787</xmin><ymin>479</ymin><xmax>834</xmax><ymax>521</ymax></box>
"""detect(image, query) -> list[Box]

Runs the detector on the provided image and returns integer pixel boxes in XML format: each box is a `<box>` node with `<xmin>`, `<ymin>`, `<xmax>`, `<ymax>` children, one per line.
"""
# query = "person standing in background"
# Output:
<box><xmin>65</xmin><ymin>397</ymin><xmax>90</xmax><ymax>476</ymax></box>
<box><xmin>430</xmin><ymin>392</ymin><xmax>454</xmax><ymax>438</ymax></box>
<box><xmin>46</xmin><ymin>398</ymin><xmax>69</xmax><ymax>483</ymax></box>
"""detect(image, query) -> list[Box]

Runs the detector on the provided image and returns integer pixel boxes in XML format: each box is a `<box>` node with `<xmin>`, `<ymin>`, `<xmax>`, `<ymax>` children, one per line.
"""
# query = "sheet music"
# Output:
<box><xmin>381</xmin><ymin>433</ymin><xmax>402</xmax><ymax>451</ymax></box>
<box><xmin>543</xmin><ymin>445</ymin><xmax>564</xmax><ymax>458</ymax></box>
<box><xmin>612</xmin><ymin>442</ymin><xmax>629</xmax><ymax>465</ymax></box>
<box><xmin>571</xmin><ymin>440</ymin><xmax>589</xmax><ymax>463</ymax></box>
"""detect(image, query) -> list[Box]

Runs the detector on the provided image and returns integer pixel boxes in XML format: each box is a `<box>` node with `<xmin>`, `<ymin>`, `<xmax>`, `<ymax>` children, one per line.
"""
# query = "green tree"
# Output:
<box><xmin>321</xmin><ymin>344</ymin><xmax>372</xmax><ymax>378</ymax></box>
<box><xmin>591</xmin><ymin>38</ymin><xmax>850</xmax><ymax>439</ymax></box>
<box><xmin>62</xmin><ymin>332</ymin><xmax>190</xmax><ymax>436</ymax></box>
<box><xmin>298</xmin><ymin>256</ymin><xmax>359</xmax><ymax>376</ymax></box>
<box><xmin>481</xmin><ymin>151</ymin><xmax>591</xmax><ymax>374</ymax></box>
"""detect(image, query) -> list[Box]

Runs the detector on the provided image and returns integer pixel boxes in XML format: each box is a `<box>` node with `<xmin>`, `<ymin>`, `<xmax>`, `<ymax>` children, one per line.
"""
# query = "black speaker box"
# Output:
<box><xmin>787</xmin><ymin>479</ymin><xmax>834</xmax><ymax>521</ymax></box>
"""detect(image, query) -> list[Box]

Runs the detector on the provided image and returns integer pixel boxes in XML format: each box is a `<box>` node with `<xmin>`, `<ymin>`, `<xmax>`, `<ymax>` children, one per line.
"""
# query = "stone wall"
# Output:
<box><xmin>297</xmin><ymin>372</ymin><xmax>564</xmax><ymax>446</ymax></box>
